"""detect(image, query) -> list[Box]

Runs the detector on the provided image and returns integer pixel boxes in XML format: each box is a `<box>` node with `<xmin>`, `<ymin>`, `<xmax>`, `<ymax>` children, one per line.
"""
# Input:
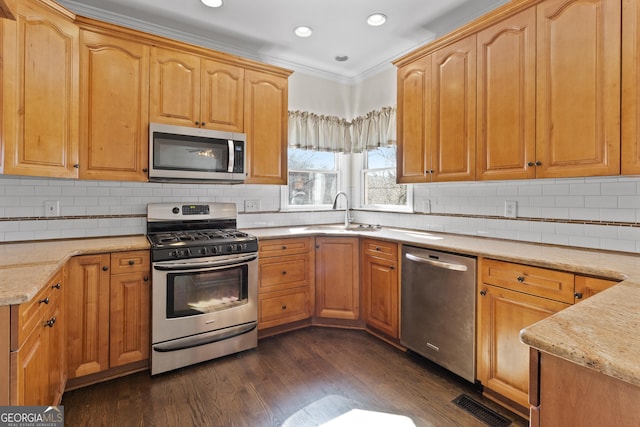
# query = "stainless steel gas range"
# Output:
<box><xmin>146</xmin><ymin>202</ymin><xmax>258</xmax><ymax>375</ymax></box>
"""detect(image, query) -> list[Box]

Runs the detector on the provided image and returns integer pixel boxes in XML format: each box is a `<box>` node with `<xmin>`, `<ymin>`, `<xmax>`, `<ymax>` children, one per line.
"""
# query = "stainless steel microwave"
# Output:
<box><xmin>149</xmin><ymin>123</ymin><xmax>246</xmax><ymax>183</ymax></box>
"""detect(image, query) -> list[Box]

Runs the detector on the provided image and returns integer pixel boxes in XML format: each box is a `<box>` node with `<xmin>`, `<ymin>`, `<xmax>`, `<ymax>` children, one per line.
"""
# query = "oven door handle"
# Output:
<box><xmin>153</xmin><ymin>253</ymin><xmax>257</xmax><ymax>271</ymax></box>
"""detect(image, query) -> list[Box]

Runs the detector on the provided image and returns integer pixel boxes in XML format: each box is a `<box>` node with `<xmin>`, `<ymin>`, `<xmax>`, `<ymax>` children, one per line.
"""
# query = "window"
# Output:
<box><xmin>284</xmin><ymin>149</ymin><xmax>339</xmax><ymax>209</ymax></box>
<box><xmin>362</xmin><ymin>146</ymin><xmax>411</xmax><ymax>210</ymax></box>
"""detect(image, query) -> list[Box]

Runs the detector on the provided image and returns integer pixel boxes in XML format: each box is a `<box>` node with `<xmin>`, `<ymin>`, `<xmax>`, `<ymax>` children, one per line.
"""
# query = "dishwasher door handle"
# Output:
<box><xmin>405</xmin><ymin>253</ymin><xmax>468</xmax><ymax>272</ymax></box>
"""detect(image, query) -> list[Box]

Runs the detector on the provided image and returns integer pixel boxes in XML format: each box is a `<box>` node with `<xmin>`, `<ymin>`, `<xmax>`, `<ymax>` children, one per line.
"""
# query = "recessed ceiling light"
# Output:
<box><xmin>201</xmin><ymin>0</ymin><xmax>223</xmax><ymax>7</ymax></box>
<box><xmin>294</xmin><ymin>26</ymin><xmax>313</xmax><ymax>37</ymax></box>
<box><xmin>335</xmin><ymin>55</ymin><xmax>349</xmax><ymax>62</ymax></box>
<box><xmin>367</xmin><ymin>13</ymin><xmax>387</xmax><ymax>26</ymax></box>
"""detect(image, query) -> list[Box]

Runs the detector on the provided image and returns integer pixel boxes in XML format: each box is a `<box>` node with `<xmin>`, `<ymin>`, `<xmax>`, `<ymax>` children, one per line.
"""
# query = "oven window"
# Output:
<box><xmin>167</xmin><ymin>265</ymin><xmax>248</xmax><ymax>318</ymax></box>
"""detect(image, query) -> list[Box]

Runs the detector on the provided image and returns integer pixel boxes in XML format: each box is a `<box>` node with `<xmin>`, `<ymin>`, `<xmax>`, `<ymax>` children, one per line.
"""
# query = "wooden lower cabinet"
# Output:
<box><xmin>361</xmin><ymin>239</ymin><xmax>399</xmax><ymax>338</ymax></box>
<box><xmin>10</xmin><ymin>267</ymin><xmax>65</xmax><ymax>405</ymax></box>
<box><xmin>314</xmin><ymin>237</ymin><xmax>360</xmax><ymax>320</ymax></box>
<box><xmin>258</xmin><ymin>238</ymin><xmax>314</xmax><ymax>330</ymax></box>
<box><xmin>66</xmin><ymin>251</ymin><xmax>150</xmax><ymax>382</ymax></box>
<box><xmin>530</xmin><ymin>350</ymin><xmax>640</xmax><ymax>427</ymax></box>
<box><xmin>477</xmin><ymin>283</ymin><xmax>570</xmax><ymax>416</ymax></box>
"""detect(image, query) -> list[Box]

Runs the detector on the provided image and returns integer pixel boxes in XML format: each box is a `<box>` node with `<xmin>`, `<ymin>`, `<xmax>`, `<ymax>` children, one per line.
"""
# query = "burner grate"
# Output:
<box><xmin>452</xmin><ymin>394</ymin><xmax>511</xmax><ymax>427</ymax></box>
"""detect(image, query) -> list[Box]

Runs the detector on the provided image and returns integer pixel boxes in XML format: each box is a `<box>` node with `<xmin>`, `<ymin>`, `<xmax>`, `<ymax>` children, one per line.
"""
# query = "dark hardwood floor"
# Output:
<box><xmin>62</xmin><ymin>328</ymin><xmax>528</xmax><ymax>426</ymax></box>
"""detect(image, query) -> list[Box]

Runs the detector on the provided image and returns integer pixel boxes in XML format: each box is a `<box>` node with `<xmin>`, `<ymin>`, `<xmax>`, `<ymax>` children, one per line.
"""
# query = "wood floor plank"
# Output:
<box><xmin>62</xmin><ymin>328</ymin><xmax>527</xmax><ymax>426</ymax></box>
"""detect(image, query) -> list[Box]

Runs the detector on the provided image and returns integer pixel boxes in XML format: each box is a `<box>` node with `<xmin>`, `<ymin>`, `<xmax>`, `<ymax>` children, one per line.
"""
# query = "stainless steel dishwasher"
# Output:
<box><xmin>400</xmin><ymin>245</ymin><xmax>477</xmax><ymax>382</ymax></box>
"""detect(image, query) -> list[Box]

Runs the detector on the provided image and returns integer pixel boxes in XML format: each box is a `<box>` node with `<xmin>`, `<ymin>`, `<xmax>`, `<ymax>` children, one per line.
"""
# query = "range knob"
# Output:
<box><xmin>199</xmin><ymin>247</ymin><xmax>208</xmax><ymax>256</ymax></box>
<box><xmin>172</xmin><ymin>207</ymin><xmax>180</xmax><ymax>214</ymax></box>
<box><xmin>169</xmin><ymin>250</ymin><xmax>179</xmax><ymax>258</ymax></box>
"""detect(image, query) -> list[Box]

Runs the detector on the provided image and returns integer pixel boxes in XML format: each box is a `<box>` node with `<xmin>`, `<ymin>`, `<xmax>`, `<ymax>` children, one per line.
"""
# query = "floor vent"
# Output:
<box><xmin>452</xmin><ymin>394</ymin><xmax>512</xmax><ymax>427</ymax></box>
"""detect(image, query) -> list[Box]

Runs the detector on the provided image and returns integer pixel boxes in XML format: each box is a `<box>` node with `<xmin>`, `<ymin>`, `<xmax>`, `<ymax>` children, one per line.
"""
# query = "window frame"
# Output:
<box><xmin>359</xmin><ymin>146</ymin><xmax>413</xmax><ymax>212</ymax></box>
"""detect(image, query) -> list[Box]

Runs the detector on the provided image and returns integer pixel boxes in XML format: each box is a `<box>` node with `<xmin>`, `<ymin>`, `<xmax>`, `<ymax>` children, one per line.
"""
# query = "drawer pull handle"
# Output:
<box><xmin>51</xmin><ymin>283</ymin><xmax>61</xmax><ymax>290</ymax></box>
<box><xmin>103</xmin><ymin>266</ymin><xmax>109</xmax><ymax>271</ymax></box>
<box><xmin>480</xmin><ymin>289</ymin><xmax>487</xmax><ymax>296</ymax></box>
<box><xmin>375</xmin><ymin>247</ymin><xmax>381</xmax><ymax>251</ymax></box>
<box><xmin>517</xmin><ymin>276</ymin><xmax>525</xmax><ymax>283</ymax></box>
<box><xmin>128</xmin><ymin>260</ymin><xmax>135</xmax><ymax>265</ymax></box>
<box><xmin>574</xmin><ymin>292</ymin><xmax>583</xmax><ymax>299</ymax></box>
<box><xmin>390</xmin><ymin>266</ymin><xmax>395</xmax><ymax>270</ymax></box>
<box><xmin>39</xmin><ymin>297</ymin><xmax>49</xmax><ymax>305</ymax></box>
<box><xmin>282</xmin><ymin>245</ymin><xmax>287</xmax><ymax>250</ymax></box>
<box><xmin>45</xmin><ymin>317</ymin><xmax>56</xmax><ymax>327</ymax></box>
<box><xmin>282</xmin><ymin>271</ymin><xmax>287</xmax><ymax>275</ymax></box>
<box><xmin>281</xmin><ymin>304</ymin><xmax>287</xmax><ymax>310</ymax></box>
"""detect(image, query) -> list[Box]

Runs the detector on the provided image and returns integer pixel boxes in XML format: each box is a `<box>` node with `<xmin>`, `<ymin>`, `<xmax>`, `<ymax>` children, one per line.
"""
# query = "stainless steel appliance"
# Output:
<box><xmin>148</xmin><ymin>123</ymin><xmax>246</xmax><ymax>183</ymax></box>
<box><xmin>147</xmin><ymin>202</ymin><xmax>258</xmax><ymax>375</ymax></box>
<box><xmin>400</xmin><ymin>246</ymin><xmax>477</xmax><ymax>382</ymax></box>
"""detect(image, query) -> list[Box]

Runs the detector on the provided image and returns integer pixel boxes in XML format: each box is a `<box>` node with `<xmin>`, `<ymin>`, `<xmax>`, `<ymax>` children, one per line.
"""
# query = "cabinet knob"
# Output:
<box><xmin>390</xmin><ymin>266</ymin><xmax>395</xmax><ymax>270</ymax></box>
<box><xmin>195</xmin><ymin>121</ymin><xmax>200</xmax><ymax>126</ymax></box>
<box><xmin>281</xmin><ymin>304</ymin><xmax>287</xmax><ymax>310</ymax></box>
<box><xmin>375</xmin><ymin>247</ymin><xmax>381</xmax><ymax>251</ymax></box>
<box><xmin>282</xmin><ymin>271</ymin><xmax>287</xmax><ymax>275</ymax></box>
<box><xmin>103</xmin><ymin>266</ymin><xmax>109</xmax><ymax>271</ymax></box>
<box><xmin>517</xmin><ymin>276</ymin><xmax>525</xmax><ymax>283</ymax></box>
<box><xmin>574</xmin><ymin>292</ymin><xmax>583</xmax><ymax>299</ymax></box>
<box><xmin>45</xmin><ymin>316</ymin><xmax>57</xmax><ymax>327</ymax></box>
<box><xmin>142</xmin><ymin>168</ymin><xmax>148</xmax><ymax>173</ymax></box>
<box><xmin>39</xmin><ymin>297</ymin><xmax>50</xmax><ymax>305</ymax></box>
<box><xmin>73</xmin><ymin>164</ymin><xmax>80</xmax><ymax>168</ymax></box>
<box><xmin>480</xmin><ymin>289</ymin><xmax>487</xmax><ymax>296</ymax></box>
<box><xmin>527</xmin><ymin>161</ymin><xmax>534</xmax><ymax>167</ymax></box>
<box><xmin>128</xmin><ymin>259</ymin><xmax>135</xmax><ymax>265</ymax></box>
<box><xmin>144</xmin><ymin>276</ymin><xmax>150</xmax><ymax>282</ymax></box>
<box><xmin>51</xmin><ymin>283</ymin><xmax>61</xmax><ymax>290</ymax></box>
<box><xmin>281</xmin><ymin>245</ymin><xmax>287</xmax><ymax>250</ymax></box>
<box><xmin>535</xmin><ymin>161</ymin><xmax>542</xmax><ymax>166</ymax></box>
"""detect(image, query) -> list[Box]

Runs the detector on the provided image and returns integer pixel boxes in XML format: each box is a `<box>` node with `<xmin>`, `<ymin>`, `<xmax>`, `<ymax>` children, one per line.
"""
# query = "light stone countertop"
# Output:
<box><xmin>1</xmin><ymin>226</ymin><xmax>639</xmax><ymax>388</ymax></box>
<box><xmin>248</xmin><ymin>225</ymin><xmax>640</xmax><ymax>388</ymax></box>
<box><xmin>0</xmin><ymin>235</ymin><xmax>150</xmax><ymax>306</ymax></box>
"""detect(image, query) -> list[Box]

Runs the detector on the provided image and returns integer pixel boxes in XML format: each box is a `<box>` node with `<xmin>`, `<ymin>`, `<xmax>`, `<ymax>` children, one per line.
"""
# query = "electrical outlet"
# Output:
<box><xmin>45</xmin><ymin>200</ymin><xmax>60</xmax><ymax>217</ymax></box>
<box><xmin>504</xmin><ymin>200</ymin><xmax>517</xmax><ymax>218</ymax></box>
<box><xmin>245</xmin><ymin>200</ymin><xmax>260</xmax><ymax>212</ymax></box>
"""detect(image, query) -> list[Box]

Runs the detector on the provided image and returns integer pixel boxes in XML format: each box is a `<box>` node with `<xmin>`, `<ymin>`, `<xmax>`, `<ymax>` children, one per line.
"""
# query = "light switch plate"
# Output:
<box><xmin>504</xmin><ymin>200</ymin><xmax>517</xmax><ymax>218</ymax></box>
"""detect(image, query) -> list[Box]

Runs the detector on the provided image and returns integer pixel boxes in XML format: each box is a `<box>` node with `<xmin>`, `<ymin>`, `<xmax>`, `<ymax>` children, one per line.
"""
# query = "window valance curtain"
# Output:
<box><xmin>288</xmin><ymin>106</ymin><xmax>396</xmax><ymax>154</ymax></box>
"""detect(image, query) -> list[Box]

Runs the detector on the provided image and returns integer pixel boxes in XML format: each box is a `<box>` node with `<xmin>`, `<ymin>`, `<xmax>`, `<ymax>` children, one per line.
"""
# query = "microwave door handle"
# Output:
<box><xmin>228</xmin><ymin>140</ymin><xmax>234</xmax><ymax>173</ymax></box>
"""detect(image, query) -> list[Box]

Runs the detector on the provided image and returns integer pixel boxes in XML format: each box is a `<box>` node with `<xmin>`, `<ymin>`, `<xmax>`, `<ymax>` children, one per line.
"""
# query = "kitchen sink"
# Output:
<box><xmin>303</xmin><ymin>224</ymin><xmax>382</xmax><ymax>232</ymax></box>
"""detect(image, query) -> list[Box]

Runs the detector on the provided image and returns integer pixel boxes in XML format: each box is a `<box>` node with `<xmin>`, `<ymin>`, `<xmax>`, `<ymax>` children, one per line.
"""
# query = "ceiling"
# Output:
<box><xmin>58</xmin><ymin>0</ymin><xmax>510</xmax><ymax>83</ymax></box>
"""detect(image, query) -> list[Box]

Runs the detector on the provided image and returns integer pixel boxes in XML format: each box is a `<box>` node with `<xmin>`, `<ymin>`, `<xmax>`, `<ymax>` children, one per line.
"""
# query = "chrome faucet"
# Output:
<box><xmin>332</xmin><ymin>191</ymin><xmax>352</xmax><ymax>228</ymax></box>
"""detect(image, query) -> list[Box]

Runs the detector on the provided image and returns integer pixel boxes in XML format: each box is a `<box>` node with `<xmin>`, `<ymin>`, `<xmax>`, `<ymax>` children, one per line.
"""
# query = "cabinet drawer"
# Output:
<box><xmin>110</xmin><ymin>251</ymin><xmax>150</xmax><ymax>275</ymax></box>
<box><xmin>259</xmin><ymin>254</ymin><xmax>310</xmax><ymax>292</ymax></box>
<box><xmin>481</xmin><ymin>259</ymin><xmax>574</xmax><ymax>304</ymax></box>
<box><xmin>362</xmin><ymin>239</ymin><xmax>397</xmax><ymax>260</ymax></box>
<box><xmin>574</xmin><ymin>275</ymin><xmax>619</xmax><ymax>303</ymax></box>
<box><xmin>11</xmin><ymin>268</ymin><xmax>63</xmax><ymax>351</ymax></box>
<box><xmin>259</xmin><ymin>288</ymin><xmax>311</xmax><ymax>329</ymax></box>
<box><xmin>259</xmin><ymin>238</ymin><xmax>312</xmax><ymax>257</ymax></box>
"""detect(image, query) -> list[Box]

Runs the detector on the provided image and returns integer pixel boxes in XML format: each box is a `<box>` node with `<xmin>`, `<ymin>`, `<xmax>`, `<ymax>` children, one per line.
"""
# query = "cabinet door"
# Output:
<box><xmin>47</xmin><ymin>299</ymin><xmax>65</xmax><ymax>405</ymax></box>
<box><xmin>66</xmin><ymin>254</ymin><xmax>110</xmax><ymax>378</ymax></box>
<box><xmin>244</xmin><ymin>69</ymin><xmax>288</xmax><ymax>184</ymax></box>
<box><xmin>362</xmin><ymin>253</ymin><xmax>398</xmax><ymax>338</ymax></box>
<box><xmin>431</xmin><ymin>36</ymin><xmax>476</xmax><ymax>182</ymax></box>
<box><xmin>201</xmin><ymin>59</ymin><xmax>244</xmax><ymax>132</ymax></box>
<box><xmin>79</xmin><ymin>30</ymin><xmax>149</xmax><ymax>181</ymax></box>
<box><xmin>622</xmin><ymin>0</ymin><xmax>640</xmax><ymax>174</ymax></box>
<box><xmin>2</xmin><ymin>0</ymin><xmax>79</xmax><ymax>178</ymax></box>
<box><xmin>150</xmin><ymin>47</ymin><xmax>201</xmax><ymax>127</ymax></box>
<box><xmin>10</xmin><ymin>321</ymin><xmax>48</xmax><ymax>405</ymax></box>
<box><xmin>476</xmin><ymin>8</ymin><xmax>536</xmax><ymax>181</ymax></box>
<box><xmin>477</xmin><ymin>284</ymin><xmax>570</xmax><ymax>412</ymax></box>
<box><xmin>574</xmin><ymin>275</ymin><xmax>618</xmax><ymax>303</ymax></box>
<box><xmin>315</xmin><ymin>237</ymin><xmax>360</xmax><ymax>320</ymax></box>
<box><xmin>396</xmin><ymin>56</ymin><xmax>431</xmax><ymax>183</ymax></box>
<box><xmin>109</xmin><ymin>271</ymin><xmax>150</xmax><ymax>367</ymax></box>
<box><xmin>0</xmin><ymin>0</ymin><xmax>16</xmax><ymax>20</ymax></box>
<box><xmin>536</xmin><ymin>0</ymin><xmax>620</xmax><ymax>178</ymax></box>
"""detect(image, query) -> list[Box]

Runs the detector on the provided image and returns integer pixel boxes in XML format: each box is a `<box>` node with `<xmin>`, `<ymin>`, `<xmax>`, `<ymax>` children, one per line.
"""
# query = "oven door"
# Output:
<box><xmin>151</xmin><ymin>253</ymin><xmax>258</xmax><ymax>345</ymax></box>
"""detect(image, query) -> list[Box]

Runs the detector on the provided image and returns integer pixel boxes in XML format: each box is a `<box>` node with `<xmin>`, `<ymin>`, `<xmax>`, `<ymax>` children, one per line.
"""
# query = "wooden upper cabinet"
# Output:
<box><xmin>0</xmin><ymin>0</ymin><xmax>15</xmax><ymax>20</ymax></box>
<box><xmin>79</xmin><ymin>28</ymin><xmax>149</xmax><ymax>181</ymax></box>
<box><xmin>150</xmin><ymin>47</ymin><xmax>244</xmax><ymax>132</ymax></box>
<box><xmin>476</xmin><ymin>7</ymin><xmax>536</xmax><ymax>181</ymax></box>
<box><xmin>622</xmin><ymin>0</ymin><xmax>640</xmax><ymax>175</ymax></box>
<box><xmin>397</xmin><ymin>56</ymin><xmax>431</xmax><ymax>183</ymax></box>
<box><xmin>535</xmin><ymin>0</ymin><xmax>621</xmax><ymax>178</ymax></box>
<box><xmin>150</xmin><ymin>47</ymin><xmax>200</xmax><ymax>128</ymax></box>
<box><xmin>244</xmin><ymin>69</ymin><xmax>288</xmax><ymax>184</ymax></box>
<box><xmin>431</xmin><ymin>35</ymin><xmax>476</xmax><ymax>182</ymax></box>
<box><xmin>2</xmin><ymin>0</ymin><xmax>79</xmax><ymax>178</ymax></box>
<box><xmin>201</xmin><ymin>59</ymin><xmax>244</xmax><ymax>132</ymax></box>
